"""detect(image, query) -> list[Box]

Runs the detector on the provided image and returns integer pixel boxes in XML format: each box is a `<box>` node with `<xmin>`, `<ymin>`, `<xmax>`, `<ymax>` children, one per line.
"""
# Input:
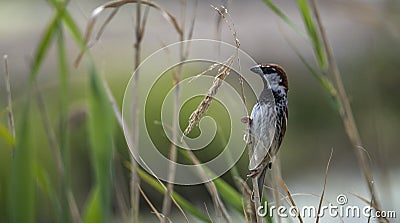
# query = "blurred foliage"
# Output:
<box><xmin>0</xmin><ymin>0</ymin><xmax>400</xmax><ymax>222</ymax></box>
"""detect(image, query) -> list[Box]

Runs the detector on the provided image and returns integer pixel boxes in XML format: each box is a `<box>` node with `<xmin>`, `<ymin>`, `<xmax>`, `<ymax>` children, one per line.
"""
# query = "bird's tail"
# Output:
<box><xmin>257</xmin><ymin>167</ymin><xmax>267</xmax><ymax>202</ymax></box>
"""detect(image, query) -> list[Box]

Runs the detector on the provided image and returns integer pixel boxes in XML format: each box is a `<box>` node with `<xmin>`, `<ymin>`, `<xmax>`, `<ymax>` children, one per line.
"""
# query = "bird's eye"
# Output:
<box><xmin>261</xmin><ymin>66</ymin><xmax>277</xmax><ymax>74</ymax></box>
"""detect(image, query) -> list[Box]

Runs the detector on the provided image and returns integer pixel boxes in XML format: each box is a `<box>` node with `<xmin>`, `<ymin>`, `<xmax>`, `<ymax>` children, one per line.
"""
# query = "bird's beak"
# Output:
<box><xmin>250</xmin><ymin>65</ymin><xmax>263</xmax><ymax>75</ymax></box>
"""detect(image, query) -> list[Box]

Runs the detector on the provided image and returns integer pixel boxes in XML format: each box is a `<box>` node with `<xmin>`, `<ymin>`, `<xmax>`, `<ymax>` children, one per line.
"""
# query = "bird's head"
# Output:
<box><xmin>250</xmin><ymin>64</ymin><xmax>288</xmax><ymax>93</ymax></box>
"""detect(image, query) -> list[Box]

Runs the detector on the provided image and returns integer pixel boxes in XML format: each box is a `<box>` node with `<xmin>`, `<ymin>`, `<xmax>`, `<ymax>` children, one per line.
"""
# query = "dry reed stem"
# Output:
<box><xmin>34</xmin><ymin>84</ymin><xmax>64</xmax><ymax>178</ymax></box>
<box><xmin>186</xmin><ymin>150</ymin><xmax>232</xmax><ymax>222</ymax></box>
<box><xmin>138</xmin><ymin>185</ymin><xmax>163</xmax><ymax>222</ymax></box>
<box><xmin>67</xmin><ymin>190</ymin><xmax>82</xmax><ymax>223</ymax></box>
<box><xmin>74</xmin><ymin>0</ymin><xmax>182</xmax><ymax>67</ymax></box>
<box><xmin>129</xmin><ymin>1</ymin><xmax>147</xmax><ymax>221</ymax></box>
<box><xmin>2</xmin><ymin>55</ymin><xmax>15</xmax><ymax>156</ymax></box>
<box><xmin>204</xmin><ymin>203</ymin><xmax>214</xmax><ymax>223</ymax></box>
<box><xmin>279</xmin><ymin>178</ymin><xmax>303</xmax><ymax>223</ymax></box>
<box><xmin>315</xmin><ymin>149</ymin><xmax>333</xmax><ymax>223</ymax></box>
<box><xmin>271</xmin><ymin>158</ymin><xmax>282</xmax><ymax>223</ymax></box>
<box><xmin>162</xmin><ymin>0</ymin><xmax>192</xmax><ymax>220</ymax></box>
<box><xmin>237</xmin><ymin>178</ymin><xmax>255</xmax><ymax>223</ymax></box>
<box><xmin>350</xmin><ymin>193</ymin><xmax>390</xmax><ymax>223</ymax></box>
<box><xmin>310</xmin><ymin>0</ymin><xmax>381</xmax><ymax>214</ymax></box>
<box><xmin>34</xmin><ymin>84</ymin><xmax>81</xmax><ymax>221</ymax></box>
<box><xmin>160</xmin><ymin>121</ymin><xmax>231</xmax><ymax>222</ymax></box>
<box><xmin>124</xmin><ymin>159</ymin><xmax>189</xmax><ymax>223</ymax></box>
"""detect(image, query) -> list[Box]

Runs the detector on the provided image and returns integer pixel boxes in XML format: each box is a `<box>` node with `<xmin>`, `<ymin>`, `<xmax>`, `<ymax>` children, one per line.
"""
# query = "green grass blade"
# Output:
<box><xmin>30</xmin><ymin>15</ymin><xmax>57</xmax><ymax>80</ymax></box>
<box><xmin>82</xmin><ymin>187</ymin><xmax>102</xmax><ymax>223</ymax></box>
<box><xmin>48</xmin><ymin>0</ymin><xmax>86</xmax><ymax>51</ymax></box>
<box><xmin>297</xmin><ymin>0</ymin><xmax>327</xmax><ymax>69</ymax></box>
<box><xmin>0</xmin><ymin>124</ymin><xmax>15</xmax><ymax>146</ymax></box>
<box><xmin>9</xmin><ymin>99</ymin><xmax>34</xmax><ymax>223</ymax></box>
<box><xmin>137</xmin><ymin>168</ymin><xmax>211</xmax><ymax>222</ymax></box>
<box><xmin>56</xmin><ymin>22</ymin><xmax>71</xmax><ymax>223</ymax></box>
<box><xmin>177</xmin><ymin>149</ymin><xmax>246</xmax><ymax>217</ymax></box>
<box><xmin>62</xmin><ymin>12</ymin><xmax>86</xmax><ymax>50</ymax></box>
<box><xmin>263</xmin><ymin>0</ymin><xmax>306</xmax><ymax>38</ymax></box>
<box><xmin>35</xmin><ymin>164</ymin><xmax>63</xmax><ymax>223</ymax></box>
<box><xmin>213</xmin><ymin>178</ymin><xmax>242</xmax><ymax>212</ymax></box>
<box><xmin>87</xmin><ymin>63</ymin><xmax>115</xmax><ymax>223</ymax></box>
<box><xmin>287</xmin><ymin>37</ymin><xmax>343</xmax><ymax>114</ymax></box>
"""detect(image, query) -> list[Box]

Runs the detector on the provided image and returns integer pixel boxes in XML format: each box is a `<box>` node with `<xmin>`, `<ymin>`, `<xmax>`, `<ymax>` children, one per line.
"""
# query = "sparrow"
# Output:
<box><xmin>243</xmin><ymin>63</ymin><xmax>289</xmax><ymax>201</ymax></box>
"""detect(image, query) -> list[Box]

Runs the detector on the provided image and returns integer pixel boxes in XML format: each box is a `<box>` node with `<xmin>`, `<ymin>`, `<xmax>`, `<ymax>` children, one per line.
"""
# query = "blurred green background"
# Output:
<box><xmin>0</xmin><ymin>0</ymin><xmax>399</xmax><ymax>222</ymax></box>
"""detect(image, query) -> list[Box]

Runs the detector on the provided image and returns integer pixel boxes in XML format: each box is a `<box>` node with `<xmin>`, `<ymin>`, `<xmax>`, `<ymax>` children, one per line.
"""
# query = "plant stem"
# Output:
<box><xmin>162</xmin><ymin>1</ymin><xmax>186</xmax><ymax>221</ymax></box>
<box><xmin>130</xmin><ymin>1</ymin><xmax>143</xmax><ymax>222</ymax></box>
<box><xmin>3</xmin><ymin>55</ymin><xmax>15</xmax><ymax>156</ymax></box>
<box><xmin>310</xmin><ymin>0</ymin><xmax>381</xmax><ymax>212</ymax></box>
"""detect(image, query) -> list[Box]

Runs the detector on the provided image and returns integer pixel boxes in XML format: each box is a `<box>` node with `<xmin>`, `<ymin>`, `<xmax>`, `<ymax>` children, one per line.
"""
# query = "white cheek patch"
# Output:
<box><xmin>266</xmin><ymin>73</ymin><xmax>280</xmax><ymax>85</ymax></box>
<box><xmin>265</xmin><ymin>73</ymin><xmax>287</xmax><ymax>93</ymax></box>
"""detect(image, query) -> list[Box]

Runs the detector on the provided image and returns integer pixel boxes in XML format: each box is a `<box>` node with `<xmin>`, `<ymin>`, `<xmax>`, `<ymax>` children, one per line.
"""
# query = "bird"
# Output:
<box><xmin>243</xmin><ymin>63</ymin><xmax>289</xmax><ymax>201</ymax></box>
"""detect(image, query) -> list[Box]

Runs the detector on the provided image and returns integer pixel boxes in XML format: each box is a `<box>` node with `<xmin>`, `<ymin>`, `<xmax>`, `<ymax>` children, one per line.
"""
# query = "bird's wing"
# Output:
<box><xmin>248</xmin><ymin>103</ymin><xmax>276</xmax><ymax>170</ymax></box>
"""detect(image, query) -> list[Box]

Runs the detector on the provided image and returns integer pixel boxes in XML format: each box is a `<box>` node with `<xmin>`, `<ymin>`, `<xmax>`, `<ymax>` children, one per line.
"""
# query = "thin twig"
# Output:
<box><xmin>271</xmin><ymin>157</ymin><xmax>282</xmax><ymax>223</ymax></box>
<box><xmin>138</xmin><ymin>185</ymin><xmax>163</xmax><ymax>222</ymax></box>
<box><xmin>34</xmin><ymin>84</ymin><xmax>64</xmax><ymax>178</ymax></box>
<box><xmin>350</xmin><ymin>193</ymin><xmax>390</xmax><ymax>223</ymax></box>
<box><xmin>34</xmin><ymin>83</ymin><xmax>81</xmax><ymax>222</ymax></box>
<box><xmin>124</xmin><ymin>160</ymin><xmax>189</xmax><ymax>222</ymax></box>
<box><xmin>204</xmin><ymin>203</ymin><xmax>215</xmax><ymax>223</ymax></box>
<box><xmin>160</xmin><ymin>121</ymin><xmax>232</xmax><ymax>222</ymax></box>
<box><xmin>237</xmin><ymin>178</ymin><xmax>254</xmax><ymax>223</ymax></box>
<box><xmin>129</xmin><ymin>0</ymin><xmax>145</xmax><ymax>221</ymax></box>
<box><xmin>279</xmin><ymin>177</ymin><xmax>303</xmax><ymax>223</ymax></box>
<box><xmin>186</xmin><ymin>151</ymin><xmax>232</xmax><ymax>222</ymax></box>
<box><xmin>74</xmin><ymin>0</ymin><xmax>182</xmax><ymax>67</ymax></box>
<box><xmin>251</xmin><ymin>177</ymin><xmax>263</xmax><ymax>223</ymax></box>
<box><xmin>95</xmin><ymin>8</ymin><xmax>119</xmax><ymax>42</ymax></box>
<box><xmin>3</xmin><ymin>55</ymin><xmax>16</xmax><ymax>156</ymax></box>
<box><xmin>315</xmin><ymin>149</ymin><xmax>333</xmax><ymax>223</ymax></box>
<box><xmin>102</xmin><ymin>78</ymin><xmax>123</xmax><ymax>128</ymax></box>
<box><xmin>67</xmin><ymin>190</ymin><xmax>82</xmax><ymax>223</ymax></box>
<box><xmin>310</xmin><ymin>0</ymin><xmax>381</xmax><ymax>213</ymax></box>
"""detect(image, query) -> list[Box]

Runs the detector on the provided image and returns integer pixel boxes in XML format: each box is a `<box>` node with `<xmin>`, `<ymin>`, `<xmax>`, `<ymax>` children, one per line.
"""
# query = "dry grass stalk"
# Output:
<box><xmin>162</xmin><ymin>0</ymin><xmax>196</xmax><ymax>221</ymax></box>
<box><xmin>204</xmin><ymin>203</ymin><xmax>214</xmax><ymax>223</ymax></box>
<box><xmin>237</xmin><ymin>178</ymin><xmax>255</xmax><ymax>223</ymax></box>
<box><xmin>310</xmin><ymin>0</ymin><xmax>381</xmax><ymax>215</ymax></box>
<box><xmin>129</xmin><ymin>1</ymin><xmax>147</xmax><ymax>221</ymax></box>
<box><xmin>2</xmin><ymin>55</ymin><xmax>16</xmax><ymax>156</ymax></box>
<box><xmin>186</xmin><ymin>151</ymin><xmax>232</xmax><ymax>222</ymax></box>
<box><xmin>271</xmin><ymin>158</ymin><xmax>282</xmax><ymax>223</ymax></box>
<box><xmin>183</xmin><ymin>5</ymin><xmax>239</xmax><ymax>136</ymax></box>
<box><xmin>183</xmin><ymin>58</ymin><xmax>234</xmax><ymax>136</ymax></box>
<box><xmin>315</xmin><ymin>149</ymin><xmax>333</xmax><ymax>223</ymax></box>
<box><xmin>34</xmin><ymin>84</ymin><xmax>82</xmax><ymax>222</ymax></box>
<box><xmin>350</xmin><ymin>193</ymin><xmax>390</xmax><ymax>223</ymax></box>
<box><xmin>74</xmin><ymin>0</ymin><xmax>182</xmax><ymax>67</ymax></box>
<box><xmin>138</xmin><ymin>185</ymin><xmax>163</xmax><ymax>222</ymax></box>
<box><xmin>102</xmin><ymin>78</ymin><xmax>123</xmax><ymax>128</ymax></box>
<box><xmin>160</xmin><ymin>120</ymin><xmax>231</xmax><ymax>222</ymax></box>
<box><xmin>67</xmin><ymin>190</ymin><xmax>82</xmax><ymax>223</ymax></box>
<box><xmin>124</xmin><ymin>160</ymin><xmax>189</xmax><ymax>223</ymax></box>
<box><xmin>279</xmin><ymin>177</ymin><xmax>303</xmax><ymax>223</ymax></box>
<box><xmin>76</xmin><ymin>1</ymin><xmax>182</xmax><ymax>221</ymax></box>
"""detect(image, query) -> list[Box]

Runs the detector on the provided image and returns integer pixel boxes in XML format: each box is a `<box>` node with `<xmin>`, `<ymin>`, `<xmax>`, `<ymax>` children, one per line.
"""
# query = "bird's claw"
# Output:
<box><xmin>241</xmin><ymin>116</ymin><xmax>252</xmax><ymax>124</ymax></box>
<box><xmin>246</xmin><ymin>169</ymin><xmax>260</xmax><ymax>178</ymax></box>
